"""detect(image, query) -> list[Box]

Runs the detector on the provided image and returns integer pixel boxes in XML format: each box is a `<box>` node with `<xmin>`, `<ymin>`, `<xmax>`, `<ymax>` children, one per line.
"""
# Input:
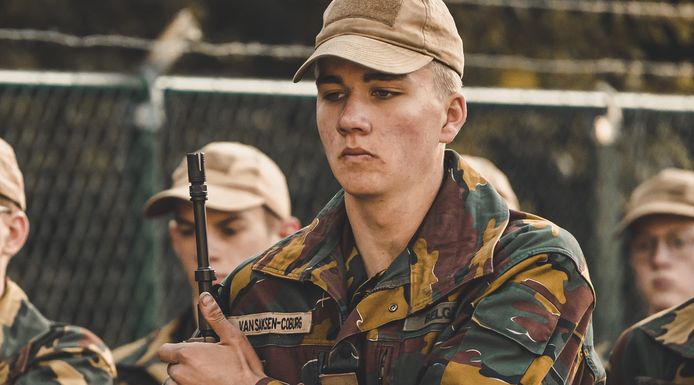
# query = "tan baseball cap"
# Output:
<box><xmin>462</xmin><ymin>155</ymin><xmax>520</xmax><ymax>211</ymax></box>
<box><xmin>619</xmin><ymin>168</ymin><xmax>694</xmax><ymax>232</ymax></box>
<box><xmin>0</xmin><ymin>138</ymin><xmax>26</xmax><ymax>211</ymax></box>
<box><xmin>144</xmin><ymin>142</ymin><xmax>291</xmax><ymax>219</ymax></box>
<box><xmin>293</xmin><ymin>0</ymin><xmax>464</xmax><ymax>82</ymax></box>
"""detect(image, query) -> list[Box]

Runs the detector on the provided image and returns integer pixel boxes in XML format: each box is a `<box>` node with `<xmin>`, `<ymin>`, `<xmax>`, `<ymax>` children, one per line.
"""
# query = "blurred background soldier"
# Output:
<box><xmin>620</xmin><ymin>168</ymin><xmax>694</xmax><ymax>316</ymax></box>
<box><xmin>0</xmin><ymin>138</ymin><xmax>116</xmax><ymax>384</ymax></box>
<box><xmin>112</xmin><ymin>141</ymin><xmax>300</xmax><ymax>385</ymax></box>
<box><xmin>607</xmin><ymin>168</ymin><xmax>694</xmax><ymax>384</ymax></box>
<box><xmin>462</xmin><ymin>155</ymin><xmax>520</xmax><ymax>211</ymax></box>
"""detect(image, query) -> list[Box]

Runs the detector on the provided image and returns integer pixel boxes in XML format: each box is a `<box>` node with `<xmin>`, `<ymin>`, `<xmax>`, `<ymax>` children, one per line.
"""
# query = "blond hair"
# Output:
<box><xmin>428</xmin><ymin>60</ymin><xmax>462</xmax><ymax>99</ymax></box>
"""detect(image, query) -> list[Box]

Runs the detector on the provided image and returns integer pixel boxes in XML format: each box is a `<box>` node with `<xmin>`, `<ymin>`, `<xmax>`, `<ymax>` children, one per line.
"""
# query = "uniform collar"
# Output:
<box><xmin>252</xmin><ymin>149</ymin><xmax>510</xmax><ymax>313</ymax></box>
<box><xmin>0</xmin><ymin>279</ymin><xmax>51</xmax><ymax>359</ymax></box>
<box><xmin>0</xmin><ymin>278</ymin><xmax>28</xmax><ymax>325</ymax></box>
<box><xmin>639</xmin><ymin>298</ymin><xmax>694</xmax><ymax>358</ymax></box>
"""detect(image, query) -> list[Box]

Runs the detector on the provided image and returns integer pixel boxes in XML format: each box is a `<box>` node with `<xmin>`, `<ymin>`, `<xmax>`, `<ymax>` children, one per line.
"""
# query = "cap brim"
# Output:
<box><xmin>144</xmin><ymin>185</ymin><xmax>264</xmax><ymax>217</ymax></box>
<box><xmin>617</xmin><ymin>201</ymin><xmax>694</xmax><ymax>234</ymax></box>
<box><xmin>293</xmin><ymin>35</ymin><xmax>433</xmax><ymax>82</ymax></box>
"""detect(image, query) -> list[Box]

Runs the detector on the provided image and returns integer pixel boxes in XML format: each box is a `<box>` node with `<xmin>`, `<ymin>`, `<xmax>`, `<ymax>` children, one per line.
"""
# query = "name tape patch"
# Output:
<box><xmin>228</xmin><ymin>312</ymin><xmax>312</xmax><ymax>336</ymax></box>
<box><xmin>403</xmin><ymin>302</ymin><xmax>456</xmax><ymax>332</ymax></box>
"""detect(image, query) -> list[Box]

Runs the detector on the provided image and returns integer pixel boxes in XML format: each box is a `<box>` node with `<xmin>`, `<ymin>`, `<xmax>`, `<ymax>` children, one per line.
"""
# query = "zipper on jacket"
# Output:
<box><xmin>377</xmin><ymin>344</ymin><xmax>392</xmax><ymax>385</ymax></box>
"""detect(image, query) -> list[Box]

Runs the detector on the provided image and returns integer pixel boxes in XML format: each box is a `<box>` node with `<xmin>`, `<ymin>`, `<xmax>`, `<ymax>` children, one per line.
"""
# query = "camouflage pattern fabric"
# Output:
<box><xmin>113</xmin><ymin>308</ymin><xmax>196</xmax><ymax>385</ymax></box>
<box><xmin>0</xmin><ymin>279</ymin><xmax>116</xmax><ymax>385</ymax></box>
<box><xmin>218</xmin><ymin>149</ymin><xmax>606</xmax><ymax>385</ymax></box>
<box><xmin>607</xmin><ymin>297</ymin><xmax>694</xmax><ymax>385</ymax></box>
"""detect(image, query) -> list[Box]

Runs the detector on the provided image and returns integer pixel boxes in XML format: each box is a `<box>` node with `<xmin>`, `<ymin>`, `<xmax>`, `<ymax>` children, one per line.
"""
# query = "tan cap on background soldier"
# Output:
<box><xmin>619</xmin><ymin>168</ymin><xmax>694</xmax><ymax>315</ymax></box>
<box><xmin>0</xmin><ymin>139</ymin><xmax>26</xmax><ymax>211</ymax></box>
<box><xmin>145</xmin><ymin>141</ymin><xmax>292</xmax><ymax>221</ymax></box>
<box><xmin>114</xmin><ymin>141</ymin><xmax>299</xmax><ymax>385</ymax></box>
<box><xmin>144</xmin><ymin>141</ymin><xmax>299</xmax><ymax>287</ymax></box>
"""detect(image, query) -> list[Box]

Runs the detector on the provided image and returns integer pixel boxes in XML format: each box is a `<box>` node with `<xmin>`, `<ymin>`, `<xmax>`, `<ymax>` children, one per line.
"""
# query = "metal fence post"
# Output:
<box><xmin>591</xmin><ymin>89</ymin><xmax>625</xmax><ymax>349</ymax></box>
<box><xmin>127</xmin><ymin>8</ymin><xmax>200</xmax><ymax>338</ymax></box>
<box><xmin>127</xmin><ymin>74</ymin><xmax>165</xmax><ymax>338</ymax></box>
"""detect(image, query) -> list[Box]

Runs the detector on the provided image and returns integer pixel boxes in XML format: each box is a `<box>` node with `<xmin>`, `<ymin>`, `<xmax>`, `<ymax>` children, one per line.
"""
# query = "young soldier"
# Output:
<box><xmin>113</xmin><ymin>142</ymin><xmax>300</xmax><ymax>385</ymax></box>
<box><xmin>0</xmin><ymin>138</ymin><xmax>116</xmax><ymax>384</ymax></box>
<box><xmin>607</xmin><ymin>168</ymin><xmax>694</xmax><ymax>384</ymax></box>
<box><xmin>159</xmin><ymin>1</ymin><xmax>605</xmax><ymax>384</ymax></box>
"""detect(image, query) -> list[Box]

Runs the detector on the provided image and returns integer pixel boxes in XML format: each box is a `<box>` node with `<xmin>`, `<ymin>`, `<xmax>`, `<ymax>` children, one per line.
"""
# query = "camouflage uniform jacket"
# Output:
<box><xmin>0</xmin><ymin>278</ymin><xmax>116</xmax><ymax>384</ymax></box>
<box><xmin>218</xmin><ymin>149</ymin><xmax>606</xmax><ymax>385</ymax></box>
<box><xmin>112</xmin><ymin>307</ymin><xmax>196</xmax><ymax>385</ymax></box>
<box><xmin>607</xmin><ymin>297</ymin><xmax>694</xmax><ymax>385</ymax></box>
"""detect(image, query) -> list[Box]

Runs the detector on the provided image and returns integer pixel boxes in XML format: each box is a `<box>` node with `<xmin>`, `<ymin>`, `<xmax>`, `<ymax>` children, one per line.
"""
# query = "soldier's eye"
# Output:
<box><xmin>321</xmin><ymin>91</ymin><xmax>344</xmax><ymax>102</ymax></box>
<box><xmin>669</xmin><ymin>237</ymin><xmax>686</xmax><ymax>250</ymax></box>
<box><xmin>176</xmin><ymin>225</ymin><xmax>194</xmax><ymax>237</ymax></box>
<box><xmin>371</xmin><ymin>89</ymin><xmax>399</xmax><ymax>99</ymax></box>
<box><xmin>632</xmin><ymin>240</ymin><xmax>652</xmax><ymax>252</ymax></box>
<box><xmin>220</xmin><ymin>227</ymin><xmax>238</xmax><ymax>236</ymax></box>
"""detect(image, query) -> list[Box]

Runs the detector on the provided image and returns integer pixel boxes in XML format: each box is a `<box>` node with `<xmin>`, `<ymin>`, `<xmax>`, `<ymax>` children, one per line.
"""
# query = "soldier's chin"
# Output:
<box><xmin>649</xmin><ymin>292</ymin><xmax>683</xmax><ymax>313</ymax></box>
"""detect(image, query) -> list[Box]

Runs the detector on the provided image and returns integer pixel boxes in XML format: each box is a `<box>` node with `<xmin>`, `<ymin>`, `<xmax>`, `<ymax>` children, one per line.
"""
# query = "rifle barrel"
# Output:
<box><xmin>187</xmin><ymin>152</ymin><xmax>217</xmax><ymax>341</ymax></box>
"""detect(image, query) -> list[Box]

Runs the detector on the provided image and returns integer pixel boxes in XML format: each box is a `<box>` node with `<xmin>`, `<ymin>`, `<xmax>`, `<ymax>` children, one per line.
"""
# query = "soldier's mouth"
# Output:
<box><xmin>652</xmin><ymin>277</ymin><xmax>672</xmax><ymax>290</ymax></box>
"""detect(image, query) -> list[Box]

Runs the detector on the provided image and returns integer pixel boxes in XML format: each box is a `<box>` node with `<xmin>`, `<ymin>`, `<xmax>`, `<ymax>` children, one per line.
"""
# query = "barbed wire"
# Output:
<box><xmin>0</xmin><ymin>28</ymin><xmax>314</xmax><ymax>59</ymax></box>
<box><xmin>466</xmin><ymin>54</ymin><xmax>694</xmax><ymax>78</ymax></box>
<box><xmin>0</xmin><ymin>28</ymin><xmax>692</xmax><ymax>78</ymax></box>
<box><xmin>445</xmin><ymin>0</ymin><xmax>694</xmax><ymax>18</ymax></box>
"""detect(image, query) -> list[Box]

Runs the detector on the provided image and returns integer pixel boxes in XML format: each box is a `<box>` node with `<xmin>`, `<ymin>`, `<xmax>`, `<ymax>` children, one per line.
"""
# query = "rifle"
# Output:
<box><xmin>186</xmin><ymin>152</ymin><xmax>218</xmax><ymax>342</ymax></box>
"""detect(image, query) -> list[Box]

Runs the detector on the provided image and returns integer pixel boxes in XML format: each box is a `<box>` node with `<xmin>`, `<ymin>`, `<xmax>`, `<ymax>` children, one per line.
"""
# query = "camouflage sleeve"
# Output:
<box><xmin>418</xmin><ymin>252</ymin><xmax>604</xmax><ymax>385</ymax></box>
<box><xmin>14</xmin><ymin>324</ymin><xmax>116</xmax><ymax>385</ymax></box>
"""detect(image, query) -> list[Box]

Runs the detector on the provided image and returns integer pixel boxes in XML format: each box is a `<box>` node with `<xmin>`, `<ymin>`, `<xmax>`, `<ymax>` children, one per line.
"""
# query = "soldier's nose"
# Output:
<box><xmin>651</xmin><ymin>241</ymin><xmax>673</xmax><ymax>267</ymax></box>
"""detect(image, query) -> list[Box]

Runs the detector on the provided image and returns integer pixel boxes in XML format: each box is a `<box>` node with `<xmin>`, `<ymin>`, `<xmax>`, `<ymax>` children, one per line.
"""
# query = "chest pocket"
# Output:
<box><xmin>472</xmin><ymin>283</ymin><xmax>559</xmax><ymax>355</ymax></box>
<box><xmin>463</xmin><ymin>283</ymin><xmax>562</xmax><ymax>382</ymax></box>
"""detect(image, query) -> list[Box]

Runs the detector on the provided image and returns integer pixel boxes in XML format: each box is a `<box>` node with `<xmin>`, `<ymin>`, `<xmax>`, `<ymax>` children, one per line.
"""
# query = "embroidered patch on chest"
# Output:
<box><xmin>227</xmin><ymin>312</ymin><xmax>312</xmax><ymax>336</ymax></box>
<box><xmin>402</xmin><ymin>302</ymin><xmax>456</xmax><ymax>332</ymax></box>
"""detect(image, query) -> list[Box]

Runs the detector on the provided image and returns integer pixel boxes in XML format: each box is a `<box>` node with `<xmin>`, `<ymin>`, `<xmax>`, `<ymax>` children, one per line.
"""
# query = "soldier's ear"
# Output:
<box><xmin>2</xmin><ymin>211</ymin><xmax>29</xmax><ymax>257</ymax></box>
<box><xmin>440</xmin><ymin>92</ymin><xmax>466</xmax><ymax>144</ymax></box>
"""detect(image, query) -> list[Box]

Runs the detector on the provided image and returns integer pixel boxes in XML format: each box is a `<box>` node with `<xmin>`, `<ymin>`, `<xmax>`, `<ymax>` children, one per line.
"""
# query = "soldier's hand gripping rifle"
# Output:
<box><xmin>187</xmin><ymin>152</ymin><xmax>219</xmax><ymax>342</ymax></box>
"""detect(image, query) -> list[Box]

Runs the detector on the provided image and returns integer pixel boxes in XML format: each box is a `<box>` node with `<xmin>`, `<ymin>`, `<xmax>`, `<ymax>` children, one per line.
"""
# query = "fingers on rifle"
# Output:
<box><xmin>159</xmin><ymin>343</ymin><xmax>183</xmax><ymax>364</ymax></box>
<box><xmin>199</xmin><ymin>292</ymin><xmax>236</xmax><ymax>343</ymax></box>
<box><xmin>198</xmin><ymin>292</ymin><xmax>264</xmax><ymax>373</ymax></box>
<box><xmin>166</xmin><ymin>364</ymin><xmax>185</xmax><ymax>385</ymax></box>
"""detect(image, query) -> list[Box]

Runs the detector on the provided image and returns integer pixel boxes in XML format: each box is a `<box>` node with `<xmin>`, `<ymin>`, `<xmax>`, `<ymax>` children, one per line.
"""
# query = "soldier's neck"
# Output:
<box><xmin>344</xmin><ymin>167</ymin><xmax>443</xmax><ymax>278</ymax></box>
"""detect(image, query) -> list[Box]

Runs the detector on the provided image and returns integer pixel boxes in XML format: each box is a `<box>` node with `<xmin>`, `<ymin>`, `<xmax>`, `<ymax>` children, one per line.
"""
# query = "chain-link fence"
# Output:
<box><xmin>1</xmin><ymin>71</ymin><xmax>693</xmax><ymax>351</ymax></box>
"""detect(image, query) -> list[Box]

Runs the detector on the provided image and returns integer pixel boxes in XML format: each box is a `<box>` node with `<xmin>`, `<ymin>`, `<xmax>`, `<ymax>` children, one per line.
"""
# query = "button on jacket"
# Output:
<box><xmin>218</xmin><ymin>149</ymin><xmax>606</xmax><ymax>385</ymax></box>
